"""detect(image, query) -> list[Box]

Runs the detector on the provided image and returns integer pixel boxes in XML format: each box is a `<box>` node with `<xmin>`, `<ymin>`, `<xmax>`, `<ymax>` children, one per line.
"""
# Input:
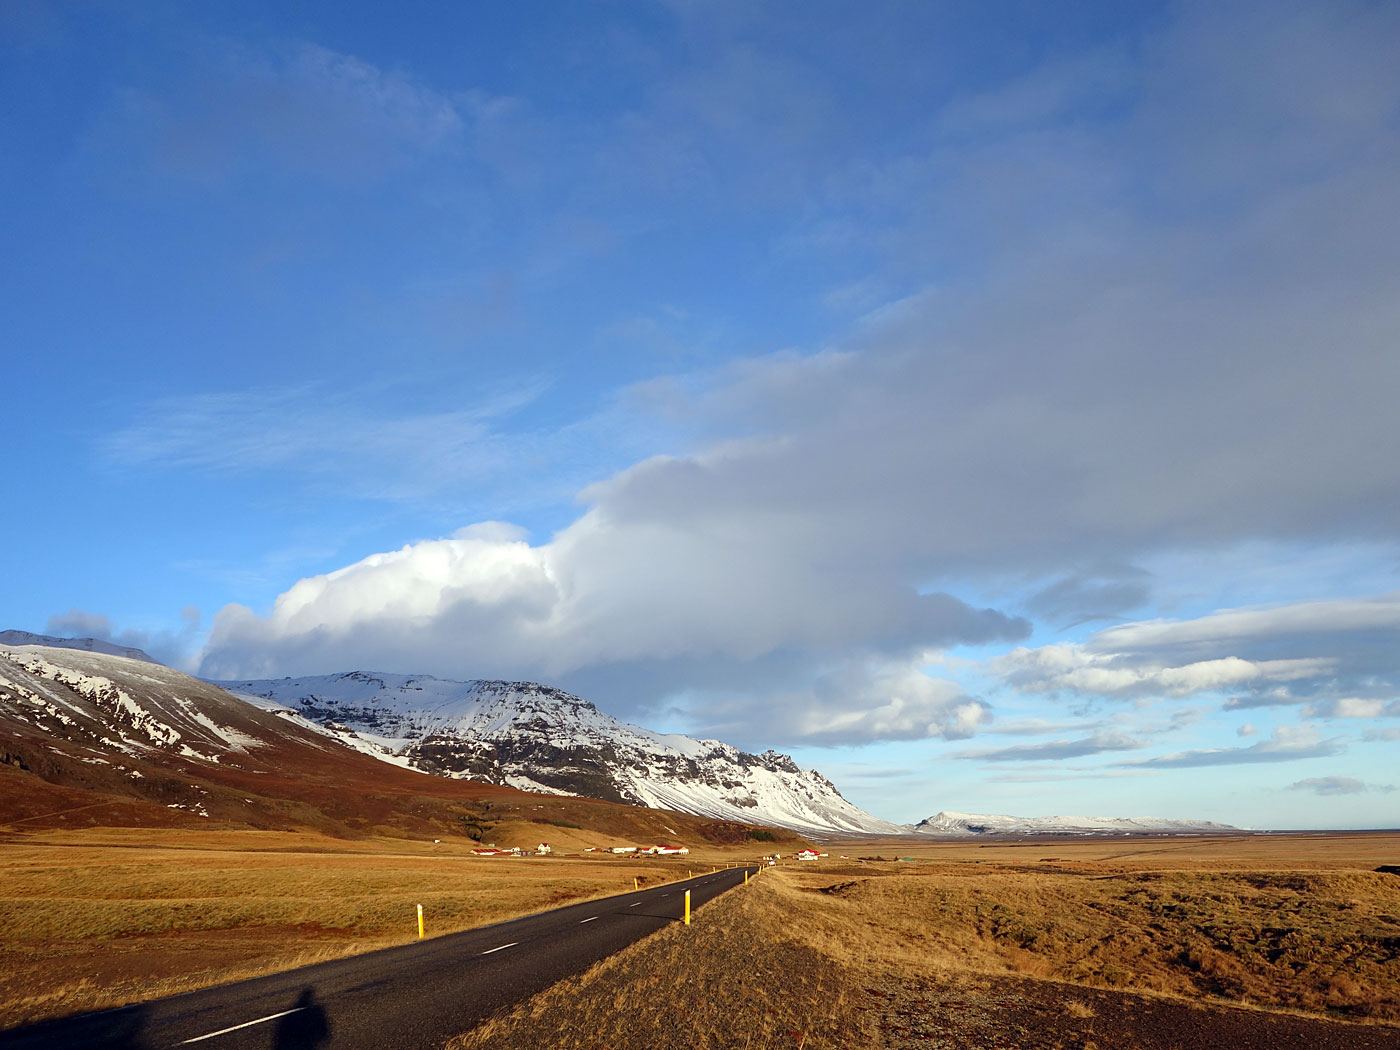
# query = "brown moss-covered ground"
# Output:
<box><xmin>863</xmin><ymin>972</ymin><xmax>1400</xmax><ymax>1050</ymax></box>
<box><xmin>449</xmin><ymin>836</ymin><xmax>1400</xmax><ymax>1049</ymax></box>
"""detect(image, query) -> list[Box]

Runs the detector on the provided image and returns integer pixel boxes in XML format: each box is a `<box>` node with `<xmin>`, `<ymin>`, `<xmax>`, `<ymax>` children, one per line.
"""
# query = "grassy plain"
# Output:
<box><xmin>5</xmin><ymin>830</ymin><xmax>1398</xmax><ymax>1045</ymax></box>
<box><xmin>0</xmin><ymin>827</ymin><xmax>752</xmax><ymax>1029</ymax></box>
<box><xmin>451</xmin><ymin>833</ymin><xmax>1400</xmax><ymax>1049</ymax></box>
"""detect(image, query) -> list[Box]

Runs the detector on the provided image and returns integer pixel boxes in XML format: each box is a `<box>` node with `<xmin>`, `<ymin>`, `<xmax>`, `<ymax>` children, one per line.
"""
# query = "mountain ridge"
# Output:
<box><xmin>0</xmin><ymin>642</ymin><xmax>810</xmax><ymax>848</ymax></box>
<box><xmin>216</xmin><ymin>671</ymin><xmax>906</xmax><ymax>837</ymax></box>
<box><xmin>0</xmin><ymin>630</ymin><xmax>157</xmax><ymax>664</ymax></box>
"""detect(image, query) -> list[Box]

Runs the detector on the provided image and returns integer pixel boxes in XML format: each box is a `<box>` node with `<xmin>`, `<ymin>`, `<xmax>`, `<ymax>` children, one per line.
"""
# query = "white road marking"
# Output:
<box><xmin>178</xmin><ymin>1009</ymin><xmax>302</xmax><ymax>1044</ymax></box>
<box><xmin>629</xmin><ymin>901</ymin><xmax>641</xmax><ymax>907</ymax></box>
<box><xmin>481</xmin><ymin>942</ymin><xmax>518</xmax><ymax>955</ymax></box>
<box><xmin>579</xmin><ymin>916</ymin><xmax>598</xmax><ymax>923</ymax></box>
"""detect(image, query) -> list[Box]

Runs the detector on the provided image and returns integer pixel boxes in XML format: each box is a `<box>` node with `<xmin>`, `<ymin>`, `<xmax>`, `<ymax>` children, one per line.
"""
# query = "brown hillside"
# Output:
<box><xmin>0</xmin><ymin>646</ymin><xmax>808</xmax><ymax>850</ymax></box>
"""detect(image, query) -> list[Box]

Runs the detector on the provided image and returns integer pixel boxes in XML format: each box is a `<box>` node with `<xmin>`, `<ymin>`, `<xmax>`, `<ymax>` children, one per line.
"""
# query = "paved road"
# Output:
<box><xmin>0</xmin><ymin>866</ymin><xmax>759</xmax><ymax>1050</ymax></box>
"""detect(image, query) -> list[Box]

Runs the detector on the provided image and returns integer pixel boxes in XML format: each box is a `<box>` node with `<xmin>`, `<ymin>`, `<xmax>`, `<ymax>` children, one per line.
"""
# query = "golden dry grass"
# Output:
<box><xmin>447</xmin><ymin>835</ymin><xmax>1400</xmax><ymax>1048</ymax></box>
<box><xmin>448</xmin><ymin>868</ymin><xmax>870</xmax><ymax>1050</ymax></box>
<box><xmin>778</xmin><ymin>862</ymin><xmax>1400</xmax><ymax>1020</ymax></box>
<box><xmin>827</xmin><ymin>830</ymin><xmax>1400</xmax><ymax>869</ymax></box>
<box><xmin>0</xmin><ymin>828</ymin><xmax>737</xmax><ymax>1029</ymax></box>
<box><xmin>6</xmin><ymin>828</ymin><xmax>1399</xmax><ymax>1042</ymax></box>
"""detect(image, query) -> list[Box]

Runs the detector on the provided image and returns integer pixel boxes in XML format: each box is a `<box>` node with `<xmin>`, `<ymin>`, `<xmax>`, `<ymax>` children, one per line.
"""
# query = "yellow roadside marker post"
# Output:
<box><xmin>416</xmin><ymin>903</ymin><xmax>424</xmax><ymax>940</ymax></box>
<box><xmin>634</xmin><ymin>876</ymin><xmax>639</xmax><ymax>890</ymax></box>
<box><xmin>684</xmin><ymin>889</ymin><xmax>691</xmax><ymax>925</ymax></box>
<box><xmin>744</xmin><ymin>870</ymin><xmax>749</xmax><ymax>885</ymax></box>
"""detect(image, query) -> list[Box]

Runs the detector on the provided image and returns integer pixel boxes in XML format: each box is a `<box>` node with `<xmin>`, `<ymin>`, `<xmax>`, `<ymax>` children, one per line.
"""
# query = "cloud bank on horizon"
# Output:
<box><xmin>5</xmin><ymin>0</ymin><xmax>1399</xmax><ymax>828</ymax></box>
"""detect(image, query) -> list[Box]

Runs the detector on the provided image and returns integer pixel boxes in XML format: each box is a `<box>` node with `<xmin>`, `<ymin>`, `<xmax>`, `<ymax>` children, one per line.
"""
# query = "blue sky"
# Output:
<box><xmin>4</xmin><ymin>1</ymin><xmax>1399</xmax><ymax>829</ymax></box>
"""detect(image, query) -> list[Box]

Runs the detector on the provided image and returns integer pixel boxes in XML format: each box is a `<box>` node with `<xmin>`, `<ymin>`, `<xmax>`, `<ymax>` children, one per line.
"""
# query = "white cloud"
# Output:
<box><xmin>184</xmin><ymin>2</ymin><xmax>1400</xmax><ymax>755</ymax></box>
<box><xmin>698</xmin><ymin>663</ymin><xmax>989</xmax><ymax>746</ymax></box>
<box><xmin>988</xmin><ymin>594</ymin><xmax>1400</xmax><ymax>726</ymax></box>
<box><xmin>993</xmin><ymin>645</ymin><xmax>1330</xmax><ymax>700</ymax></box>
<box><xmin>1289</xmin><ymin>776</ymin><xmax>1394</xmax><ymax>796</ymax></box>
<box><xmin>938</xmin><ymin>44</ymin><xmax>1134</xmax><ymax>134</ymax></box>
<box><xmin>1090</xmin><ymin>595</ymin><xmax>1400</xmax><ymax>657</ymax></box>
<box><xmin>104</xmin><ymin>384</ymin><xmax>543</xmax><ymax>501</ymax></box>
<box><xmin>45</xmin><ymin>609</ymin><xmax>117</xmax><ymax>640</ymax></box>
<box><xmin>44</xmin><ymin>606</ymin><xmax>203</xmax><ymax>670</ymax></box>
<box><xmin>94</xmin><ymin>41</ymin><xmax>466</xmax><ymax>185</ymax></box>
<box><xmin>1125</xmin><ymin>725</ymin><xmax>1345</xmax><ymax>768</ymax></box>
<box><xmin>200</xmin><ymin>518</ymin><xmax>1026</xmax><ymax>746</ymax></box>
<box><xmin>954</xmin><ymin>730</ymin><xmax>1144</xmax><ymax>763</ymax></box>
<box><xmin>1303</xmin><ymin>697</ymin><xmax>1399</xmax><ymax>719</ymax></box>
<box><xmin>984</xmin><ymin>717</ymin><xmax>1108</xmax><ymax>737</ymax></box>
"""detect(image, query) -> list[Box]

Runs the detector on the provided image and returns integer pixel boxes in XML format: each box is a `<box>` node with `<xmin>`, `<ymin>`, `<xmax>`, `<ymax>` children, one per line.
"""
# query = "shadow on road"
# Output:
<box><xmin>272</xmin><ymin>988</ymin><xmax>331</xmax><ymax>1050</ymax></box>
<box><xmin>0</xmin><ymin>1004</ymin><xmax>150</xmax><ymax>1050</ymax></box>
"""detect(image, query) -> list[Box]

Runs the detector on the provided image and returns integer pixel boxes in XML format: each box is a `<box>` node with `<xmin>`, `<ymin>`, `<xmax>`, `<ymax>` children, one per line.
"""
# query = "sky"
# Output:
<box><xmin>3</xmin><ymin>0</ymin><xmax>1399</xmax><ymax>830</ymax></box>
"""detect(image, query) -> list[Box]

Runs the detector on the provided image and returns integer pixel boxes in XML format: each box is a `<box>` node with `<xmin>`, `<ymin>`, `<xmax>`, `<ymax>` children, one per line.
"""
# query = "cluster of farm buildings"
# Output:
<box><xmin>467</xmin><ymin>843</ymin><xmax>834</xmax><ymax>860</ymax></box>
<box><xmin>469</xmin><ymin>842</ymin><xmax>691</xmax><ymax>857</ymax></box>
<box><xmin>583</xmin><ymin>844</ymin><xmax>690</xmax><ymax>855</ymax></box>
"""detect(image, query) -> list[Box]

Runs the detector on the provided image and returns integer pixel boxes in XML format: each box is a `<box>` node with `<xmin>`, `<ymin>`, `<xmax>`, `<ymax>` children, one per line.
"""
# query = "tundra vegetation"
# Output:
<box><xmin>451</xmin><ymin>833</ymin><xmax>1400</xmax><ymax>1049</ymax></box>
<box><xmin>2</xmin><ymin>831</ymin><xmax>1398</xmax><ymax>1047</ymax></box>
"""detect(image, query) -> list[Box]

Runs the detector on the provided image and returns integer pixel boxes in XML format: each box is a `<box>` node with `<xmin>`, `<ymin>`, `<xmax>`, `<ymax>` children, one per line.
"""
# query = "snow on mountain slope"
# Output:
<box><xmin>217</xmin><ymin>671</ymin><xmax>905</xmax><ymax>836</ymax></box>
<box><xmin>908</xmin><ymin>810</ymin><xmax>1241</xmax><ymax>836</ymax></box>
<box><xmin>0</xmin><ymin>643</ymin><xmax>554</xmax><ymax>839</ymax></box>
<box><xmin>0</xmin><ymin>644</ymin><xmax>316</xmax><ymax>764</ymax></box>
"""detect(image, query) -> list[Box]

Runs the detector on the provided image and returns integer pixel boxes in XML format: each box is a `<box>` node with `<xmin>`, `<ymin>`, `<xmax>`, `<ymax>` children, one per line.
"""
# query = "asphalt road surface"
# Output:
<box><xmin>1</xmin><ymin>865</ymin><xmax>760</xmax><ymax>1050</ymax></box>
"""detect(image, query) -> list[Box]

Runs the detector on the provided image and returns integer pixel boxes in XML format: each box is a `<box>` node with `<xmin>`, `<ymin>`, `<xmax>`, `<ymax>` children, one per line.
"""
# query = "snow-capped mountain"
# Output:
<box><xmin>216</xmin><ymin>671</ymin><xmax>905</xmax><ymax>836</ymax></box>
<box><xmin>0</xmin><ymin>642</ymin><xmax>809</xmax><ymax>845</ymax></box>
<box><xmin>908</xmin><ymin>810</ymin><xmax>1241</xmax><ymax>837</ymax></box>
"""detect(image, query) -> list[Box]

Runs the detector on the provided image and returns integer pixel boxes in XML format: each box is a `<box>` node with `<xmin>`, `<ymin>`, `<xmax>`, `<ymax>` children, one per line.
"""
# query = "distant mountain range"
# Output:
<box><xmin>2</xmin><ymin>632</ymin><xmax>1238</xmax><ymax>839</ymax></box>
<box><xmin>216</xmin><ymin>672</ymin><xmax>906</xmax><ymax>837</ymax></box>
<box><xmin>908</xmin><ymin>810</ymin><xmax>1241</xmax><ymax>837</ymax></box>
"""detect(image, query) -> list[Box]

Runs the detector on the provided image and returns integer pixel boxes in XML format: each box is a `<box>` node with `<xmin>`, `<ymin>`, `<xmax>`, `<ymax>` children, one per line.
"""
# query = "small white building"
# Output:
<box><xmin>536</xmin><ymin>843</ymin><xmax>551</xmax><ymax>854</ymax></box>
<box><xmin>611</xmin><ymin>846</ymin><xmax>637</xmax><ymax>854</ymax></box>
